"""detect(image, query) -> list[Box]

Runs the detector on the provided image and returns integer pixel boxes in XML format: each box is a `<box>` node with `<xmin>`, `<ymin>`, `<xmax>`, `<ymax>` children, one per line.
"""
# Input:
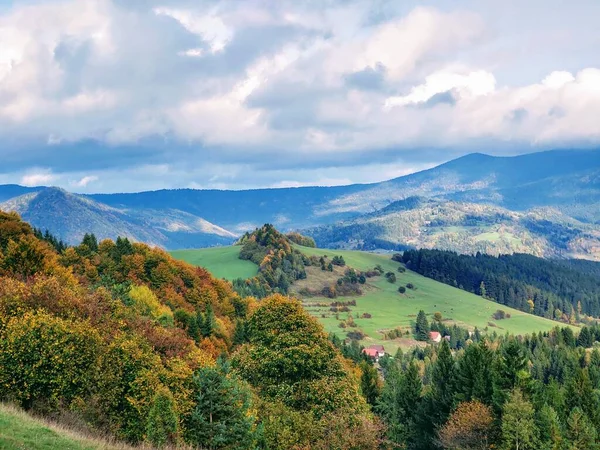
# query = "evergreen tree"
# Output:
<box><xmin>493</xmin><ymin>339</ymin><xmax>528</xmax><ymax>411</ymax></box>
<box><xmin>359</xmin><ymin>361</ymin><xmax>380</xmax><ymax>408</ymax></box>
<box><xmin>82</xmin><ymin>233</ymin><xmax>99</xmax><ymax>253</ymax></box>
<box><xmin>535</xmin><ymin>404</ymin><xmax>562</xmax><ymax>450</ymax></box>
<box><xmin>187</xmin><ymin>363</ymin><xmax>255</xmax><ymax>449</ymax></box>
<box><xmin>415</xmin><ymin>310</ymin><xmax>429</xmax><ymax>341</ymax></box>
<box><xmin>232</xmin><ymin>320</ymin><xmax>247</xmax><ymax>347</ymax></box>
<box><xmin>455</xmin><ymin>340</ymin><xmax>494</xmax><ymax>405</ymax></box>
<box><xmin>200</xmin><ymin>304</ymin><xmax>216</xmax><ymax>338</ymax></box>
<box><xmin>378</xmin><ymin>362</ymin><xmax>422</xmax><ymax>449</ymax></box>
<box><xmin>566</xmin><ymin>407</ymin><xmax>596</xmax><ymax>450</ymax></box>
<box><xmin>146</xmin><ymin>388</ymin><xmax>178</xmax><ymax>448</ymax></box>
<box><xmin>501</xmin><ymin>389</ymin><xmax>538</xmax><ymax>450</ymax></box>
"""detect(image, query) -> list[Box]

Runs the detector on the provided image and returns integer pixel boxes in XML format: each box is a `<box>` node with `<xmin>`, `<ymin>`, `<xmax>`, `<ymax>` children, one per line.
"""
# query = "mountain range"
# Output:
<box><xmin>2</xmin><ymin>148</ymin><xmax>600</xmax><ymax>258</ymax></box>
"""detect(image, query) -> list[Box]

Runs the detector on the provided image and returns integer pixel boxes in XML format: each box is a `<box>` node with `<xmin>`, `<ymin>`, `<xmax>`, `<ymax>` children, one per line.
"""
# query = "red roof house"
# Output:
<box><xmin>429</xmin><ymin>331</ymin><xmax>442</xmax><ymax>343</ymax></box>
<box><xmin>363</xmin><ymin>348</ymin><xmax>379</xmax><ymax>359</ymax></box>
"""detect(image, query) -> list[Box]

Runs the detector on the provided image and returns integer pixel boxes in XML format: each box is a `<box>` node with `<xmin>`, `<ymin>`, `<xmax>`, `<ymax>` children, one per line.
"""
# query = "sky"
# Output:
<box><xmin>0</xmin><ymin>0</ymin><xmax>599</xmax><ymax>193</ymax></box>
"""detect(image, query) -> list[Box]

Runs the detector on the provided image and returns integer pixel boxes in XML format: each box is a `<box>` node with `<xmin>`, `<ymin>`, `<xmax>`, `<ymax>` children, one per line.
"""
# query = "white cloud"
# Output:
<box><xmin>0</xmin><ymin>0</ymin><xmax>599</xmax><ymax>191</ymax></box>
<box><xmin>20</xmin><ymin>170</ymin><xmax>56</xmax><ymax>187</ymax></box>
<box><xmin>71</xmin><ymin>175</ymin><xmax>99</xmax><ymax>187</ymax></box>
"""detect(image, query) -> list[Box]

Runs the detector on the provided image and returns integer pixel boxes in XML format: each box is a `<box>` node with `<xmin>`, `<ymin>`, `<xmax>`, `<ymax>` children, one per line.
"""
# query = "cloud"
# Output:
<box><xmin>20</xmin><ymin>170</ymin><xmax>56</xmax><ymax>187</ymax></box>
<box><xmin>0</xmin><ymin>0</ymin><xmax>599</xmax><ymax>192</ymax></box>
<box><xmin>71</xmin><ymin>175</ymin><xmax>99</xmax><ymax>187</ymax></box>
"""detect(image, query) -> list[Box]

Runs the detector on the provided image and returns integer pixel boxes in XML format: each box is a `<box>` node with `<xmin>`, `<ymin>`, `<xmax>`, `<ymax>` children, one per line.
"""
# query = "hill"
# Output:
<box><xmin>0</xmin><ymin>187</ymin><xmax>236</xmax><ymax>248</ymax></box>
<box><xmin>306</xmin><ymin>197</ymin><xmax>600</xmax><ymax>259</ymax></box>
<box><xmin>171</xmin><ymin>243</ymin><xmax>568</xmax><ymax>353</ymax></box>
<box><xmin>2</xmin><ymin>148</ymin><xmax>600</xmax><ymax>255</ymax></box>
<box><xmin>0</xmin><ymin>403</ymin><xmax>133</xmax><ymax>450</ymax></box>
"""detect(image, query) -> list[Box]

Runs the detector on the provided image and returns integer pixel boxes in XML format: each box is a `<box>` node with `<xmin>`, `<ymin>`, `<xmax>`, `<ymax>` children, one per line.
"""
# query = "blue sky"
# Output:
<box><xmin>0</xmin><ymin>0</ymin><xmax>599</xmax><ymax>192</ymax></box>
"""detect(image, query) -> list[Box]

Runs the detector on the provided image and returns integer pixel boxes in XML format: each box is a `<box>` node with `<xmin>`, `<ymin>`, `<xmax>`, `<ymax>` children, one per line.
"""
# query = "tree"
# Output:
<box><xmin>187</xmin><ymin>363</ymin><xmax>255</xmax><ymax>449</ymax></box>
<box><xmin>501</xmin><ymin>390</ymin><xmax>538</xmax><ymax>450</ymax></box>
<box><xmin>535</xmin><ymin>404</ymin><xmax>562</xmax><ymax>450</ymax></box>
<box><xmin>433</xmin><ymin>312</ymin><xmax>443</xmax><ymax>323</ymax></box>
<box><xmin>415</xmin><ymin>310</ymin><xmax>429</xmax><ymax>341</ymax></box>
<box><xmin>378</xmin><ymin>362</ymin><xmax>422</xmax><ymax>448</ymax></box>
<box><xmin>438</xmin><ymin>401</ymin><xmax>493</xmax><ymax>450</ymax></box>
<box><xmin>566</xmin><ymin>407</ymin><xmax>596</xmax><ymax>450</ymax></box>
<box><xmin>146</xmin><ymin>387</ymin><xmax>178</xmax><ymax>447</ymax></box>
<box><xmin>200</xmin><ymin>304</ymin><xmax>216</xmax><ymax>337</ymax></box>
<box><xmin>360</xmin><ymin>361</ymin><xmax>380</xmax><ymax>408</ymax></box>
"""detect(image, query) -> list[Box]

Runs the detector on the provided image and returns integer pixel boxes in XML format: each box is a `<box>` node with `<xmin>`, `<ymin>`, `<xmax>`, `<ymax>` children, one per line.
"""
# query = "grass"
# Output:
<box><xmin>169</xmin><ymin>246</ymin><xmax>257</xmax><ymax>280</ymax></box>
<box><xmin>170</xmin><ymin>244</ymin><xmax>573</xmax><ymax>353</ymax></box>
<box><xmin>295</xmin><ymin>245</ymin><xmax>572</xmax><ymax>354</ymax></box>
<box><xmin>0</xmin><ymin>403</ymin><xmax>132</xmax><ymax>450</ymax></box>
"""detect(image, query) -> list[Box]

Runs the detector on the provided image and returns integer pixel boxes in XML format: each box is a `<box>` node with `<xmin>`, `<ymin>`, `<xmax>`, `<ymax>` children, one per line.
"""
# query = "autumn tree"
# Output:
<box><xmin>438</xmin><ymin>400</ymin><xmax>493</xmax><ymax>450</ymax></box>
<box><xmin>146</xmin><ymin>387</ymin><xmax>178</xmax><ymax>447</ymax></box>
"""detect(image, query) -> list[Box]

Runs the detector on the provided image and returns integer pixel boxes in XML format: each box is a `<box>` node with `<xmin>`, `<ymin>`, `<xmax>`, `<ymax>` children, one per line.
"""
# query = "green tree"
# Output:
<box><xmin>186</xmin><ymin>363</ymin><xmax>255</xmax><ymax>449</ymax></box>
<box><xmin>146</xmin><ymin>388</ymin><xmax>178</xmax><ymax>447</ymax></box>
<box><xmin>566</xmin><ymin>407</ymin><xmax>596</xmax><ymax>450</ymax></box>
<box><xmin>536</xmin><ymin>404</ymin><xmax>562</xmax><ymax>450</ymax></box>
<box><xmin>359</xmin><ymin>361</ymin><xmax>380</xmax><ymax>408</ymax></box>
<box><xmin>493</xmin><ymin>339</ymin><xmax>528</xmax><ymax>411</ymax></box>
<box><xmin>501</xmin><ymin>390</ymin><xmax>538</xmax><ymax>450</ymax></box>
<box><xmin>378</xmin><ymin>361</ymin><xmax>422</xmax><ymax>448</ymax></box>
<box><xmin>415</xmin><ymin>310</ymin><xmax>429</xmax><ymax>341</ymax></box>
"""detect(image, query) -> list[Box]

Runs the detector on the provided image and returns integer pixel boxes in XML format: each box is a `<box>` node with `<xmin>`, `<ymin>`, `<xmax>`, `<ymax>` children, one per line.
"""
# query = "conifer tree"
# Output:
<box><xmin>415</xmin><ymin>310</ymin><xmax>429</xmax><ymax>341</ymax></box>
<box><xmin>146</xmin><ymin>388</ymin><xmax>178</xmax><ymax>448</ymax></box>
<box><xmin>501</xmin><ymin>389</ymin><xmax>538</xmax><ymax>450</ymax></box>
<box><xmin>360</xmin><ymin>361</ymin><xmax>380</xmax><ymax>408</ymax></box>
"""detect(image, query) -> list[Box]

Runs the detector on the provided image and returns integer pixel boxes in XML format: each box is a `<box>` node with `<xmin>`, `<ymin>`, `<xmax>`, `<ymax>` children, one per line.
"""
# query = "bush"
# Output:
<box><xmin>397</xmin><ymin>266</ymin><xmax>406</xmax><ymax>273</ymax></box>
<box><xmin>493</xmin><ymin>309</ymin><xmax>507</xmax><ymax>320</ymax></box>
<box><xmin>391</xmin><ymin>253</ymin><xmax>403</xmax><ymax>262</ymax></box>
<box><xmin>362</xmin><ymin>313</ymin><xmax>372</xmax><ymax>319</ymax></box>
<box><xmin>347</xmin><ymin>330</ymin><xmax>365</xmax><ymax>340</ymax></box>
<box><xmin>406</xmin><ymin>283</ymin><xmax>415</xmax><ymax>290</ymax></box>
<box><xmin>398</xmin><ymin>286</ymin><xmax>406</xmax><ymax>294</ymax></box>
<box><xmin>385</xmin><ymin>272</ymin><xmax>397</xmax><ymax>283</ymax></box>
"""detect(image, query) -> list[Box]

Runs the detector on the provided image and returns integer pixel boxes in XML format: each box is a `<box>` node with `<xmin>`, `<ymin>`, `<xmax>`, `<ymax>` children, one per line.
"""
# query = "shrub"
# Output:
<box><xmin>406</xmin><ymin>283</ymin><xmax>415</xmax><ymax>290</ymax></box>
<box><xmin>493</xmin><ymin>310</ymin><xmax>507</xmax><ymax>320</ymax></box>
<box><xmin>362</xmin><ymin>313</ymin><xmax>372</xmax><ymax>319</ymax></box>
<box><xmin>347</xmin><ymin>330</ymin><xmax>365</xmax><ymax>340</ymax></box>
<box><xmin>385</xmin><ymin>272</ymin><xmax>396</xmax><ymax>283</ymax></box>
<box><xmin>398</xmin><ymin>286</ymin><xmax>406</xmax><ymax>294</ymax></box>
<box><xmin>397</xmin><ymin>266</ymin><xmax>406</xmax><ymax>273</ymax></box>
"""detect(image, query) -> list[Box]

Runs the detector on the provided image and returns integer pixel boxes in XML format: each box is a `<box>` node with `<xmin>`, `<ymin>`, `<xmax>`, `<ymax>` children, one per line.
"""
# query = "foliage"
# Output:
<box><xmin>146</xmin><ymin>387</ymin><xmax>178</xmax><ymax>447</ymax></box>
<box><xmin>438</xmin><ymin>401</ymin><xmax>493</xmax><ymax>450</ymax></box>
<box><xmin>285</xmin><ymin>231</ymin><xmax>316</xmax><ymax>247</ymax></box>
<box><xmin>186</xmin><ymin>363</ymin><xmax>255</xmax><ymax>450</ymax></box>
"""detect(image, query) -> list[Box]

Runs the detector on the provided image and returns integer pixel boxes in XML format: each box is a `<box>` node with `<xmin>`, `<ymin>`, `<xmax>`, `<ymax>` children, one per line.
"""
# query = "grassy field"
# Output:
<box><xmin>295</xmin><ymin>246</ymin><xmax>570</xmax><ymax>354</ymax></box>
<box><xmin>170</xmin><ymin>244</ymin><xmax>571</xmax><ymax>353</ymax></box>
<box><xmin>169</xmin><ymin>246</ymin><xmax>257</xmax><ymax>280</ymax></box>
<box><xmin>0</xmin><ymin>404</ymin><xmax>133</xmax><ymax>450</ymax></box>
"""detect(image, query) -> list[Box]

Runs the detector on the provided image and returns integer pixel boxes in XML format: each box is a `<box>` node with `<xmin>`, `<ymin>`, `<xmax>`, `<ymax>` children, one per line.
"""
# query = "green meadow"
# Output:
<box><xmin>169</xmin><ymin>245</ymin><xmax>257</xmax><ymax>280</ymax></box>
<box><xmin>172</xmin><ymin>245</ymin><xmax>569</xmax><ymax>353</ymax></box>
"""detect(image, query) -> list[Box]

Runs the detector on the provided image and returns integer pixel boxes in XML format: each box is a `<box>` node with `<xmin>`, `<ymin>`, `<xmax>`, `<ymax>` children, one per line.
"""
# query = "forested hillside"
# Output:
<box><xmin>402</xmin><ymin>249</ymin><xmax>600</xmax><ymax>319</ymax></box>
<box><xmin>0</xmin><ymin>212</ymin><xmax>379</xmax><ymax>449</ymax></box>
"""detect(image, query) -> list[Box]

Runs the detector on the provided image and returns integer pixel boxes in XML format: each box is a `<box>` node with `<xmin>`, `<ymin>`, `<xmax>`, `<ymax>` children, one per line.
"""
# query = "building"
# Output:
<box><xmin>429</xmin><ymin>331</ymin><xmax>442</xmax><ymax>343</ymax></box>
<box><xmin>363</xmin><ymin>345</ymin><xmax>386</xmax><ymax>361</ymax></box>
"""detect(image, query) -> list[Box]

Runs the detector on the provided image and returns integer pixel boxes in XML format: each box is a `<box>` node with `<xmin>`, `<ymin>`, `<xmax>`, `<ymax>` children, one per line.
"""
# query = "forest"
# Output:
<box><xmin>401</xmin><ymin>249</ymin><xmax>600</xmax><ymax>320</ymax></box>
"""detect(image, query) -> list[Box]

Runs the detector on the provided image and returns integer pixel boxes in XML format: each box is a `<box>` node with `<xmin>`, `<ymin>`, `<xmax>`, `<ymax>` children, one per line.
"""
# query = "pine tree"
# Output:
<box><xmin>377</xmin><ymin>362</ymin><xmax>422</xmax><ymax>448</ymax></box>
<box><xmin>146</xmin><ymin>388</ymin><xmax>178</xmax><ymax>447</ymax></box>
<box><xmin>359</xmin><ymin>361</ymin><xmax>380</xmax><ymax>408</ymax></box>
<box><xmin>232</xmin><ymin>320</ymin><xmax>247</xmax><ymax>347</ymax></box>
<box><xmin>200</xmin><ymin>304</ymin><xmax>216</xmax><ymax>338</ymax></box>
<box><xmin>415</xmin><ymin>310</ymin><xmax>429</xmax><ymax>341</ymax></box>
<box><xmin>566</xmin><ymin>407</ymin><xmax>596</xmax><ymax>450</ymax></box>
<box><xmin>492</xmin><ymin>339</ymin><xmax>528</xmax><ymax>411</ymax></box>
<box><xmin>187</xmin><ymin>363</ymin><xmax>255</xmax><ymax>449</ymax></box>
<box><xmin>536</xmin><ymin>404</ymin><xmax>562</xmax><ymax>450</ymax></box>
<box><xmin>501</xmin><ymin>389</ymin><xmax>538</xmax><ymax>450</ymax></box>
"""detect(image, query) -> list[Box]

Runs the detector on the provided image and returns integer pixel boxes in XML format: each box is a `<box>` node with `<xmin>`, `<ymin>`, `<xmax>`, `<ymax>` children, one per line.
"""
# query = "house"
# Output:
<box><xmin>429</xmin><ymin>331</ymin><xmax>442</xmax><ymax>343</ymax></box>
<box><xmin>363</xmin><ymin>345</ymin><xmax>386</xmax><ymax>361</ymax></box>
<box><xmin>363</xmin><ymin>348</ymin><xmax>379</xmax><ymax>360</ymax></box>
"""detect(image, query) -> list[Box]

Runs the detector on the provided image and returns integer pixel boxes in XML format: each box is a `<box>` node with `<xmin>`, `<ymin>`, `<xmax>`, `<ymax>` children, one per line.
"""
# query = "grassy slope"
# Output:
<box><xmin>296</xmin><ymin>246</ymin><xmax>569</xmax><ymax>353</ymax></box>
<box><xmin>0</xmin><ymin>404</ymin><xmax>132</xmax><ymax>450</ymax></box>
<box><xmin>171</xmin><ymin>245</ymin><xmax>568</xmax><ymax>353</ymax></box>
<box><xmin>169</xmin><ymin>246</ymin><xmax>257</xmax><ymax>280</ymax></box>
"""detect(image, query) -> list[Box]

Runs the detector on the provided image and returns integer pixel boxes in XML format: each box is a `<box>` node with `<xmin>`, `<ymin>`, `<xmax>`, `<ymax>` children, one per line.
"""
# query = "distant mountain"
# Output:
<box><xmin>305</xmin><ymin>197</ymin><xmax>600</xmax><ymax>259</ymax></box>
<box><xmin>0</xmin><ymin>187</ymin><xmax>236</xmax><ymax>248</ymax></box>
<box><xmin>1</xmin><ymin>148</ymin><xmax>600</xmax><ymax>254</ymax></box>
